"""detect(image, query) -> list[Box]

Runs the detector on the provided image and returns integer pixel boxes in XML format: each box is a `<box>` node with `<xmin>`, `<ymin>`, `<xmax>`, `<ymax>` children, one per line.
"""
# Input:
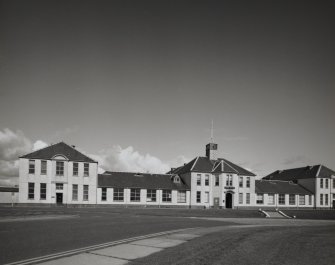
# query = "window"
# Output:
<box><xmin>28</xmin><ymin>182</ymin><xmax>34</xmax><ymax>199</ymax></box>
<box><xmin>196</xmin><ymin>174</ymin><xmax>201</xmax><ymax>186</ymax></box>
<box><xmin>101</xmin><ymin>187</ymin><xmax>107</xmax><ymax>201</ymax></box>
<box><xmin>325</xmin><ymin>179</ymin><xmax>329</xmax><ymax>189</ymax></box>
<box><xmin>246</xmin><ymin>193</ymin><xmax>250</xmax><ymax>204</ymax></box>
<box><xmin>226</xmin><ymin>174</ymin><xmax>233</xmax><ymax>186</ymax></box>
<box><xmin>279</xmin><ymin>194</ymin><xmax>285</xmax><ymax>205</ymax></box>
<box><xmin>72</xmin><ymin>184</ymin><xmax>78</xmax><ymax>201</ymax></box>
<box><xmin>83</xmin><ymin>185</ymin><xmax>89</xmax><ymax>201</ymax></box>
<box><xmin>162</xmin><ymin>190</ymin><xmax>172</xmax><ymax>202</ymax></box>
<box><xmin>113</xmin><ymin>188</ymin><xmax>124</xmax><ymax>201</ymax></box>
<box><xmin>84</xmin><ymin>163</ymin><xmax>89</xmax><ymax>176</ymax></box>
<box><xmin>320</xmin><ymin>179</ymin><xmax>323</xmax><ymax>188</ymax></box>
<box><xmin>204</xmin><ymin>192</ymin><xmax>209</xmax><ymax>203</ymax></box>
<box><xmin>41</xmin><ymin>161</ymin><xmax>47</xmax><ymax>175</ymax></box>
<box><xmin>325</xmin><ymin>194</ymin><xmax>328</xmax><ymax>205</ymax></box>
<box><xmin>333</xmin><ymin>179</ymin><xmax>335</xmax><ymax>189</ymax></box>
<box><xmin>308</xmin><ymin>195</ymin><xmax>312</xmax><ymax>205</ymax></box>
<box><xmin>40</xmin><ymin>183</ymin><xmax>46</xmax><ymax>200</ymax></box>
<box><xmin>215</xmin><ymin>175</ymin><xmax>219</xmax><ymax>186</ymax></box>
<box><xmin>246</xmin><ymin>177</ymin><xmax>250</xmax><ymax>188</ymax></box>
<box><xmin>73</xmin><ymin>163</ymin><xmax>78</xmax><ymax>176</ymax></box>
<box><xmin>299</xmin><ymin>195</ymin><xmax>305</xmax><ymax>205</ymax></box>
<box><xmin>256</xmin><ymin>194</ymin><xmax>264</xmax><ymax>204</ymax></box>
<box><xmin>239</xmin><ymin>193</ymin><xmax>243</xmax><ymax>204</ymax></box>
<box><xmin>130</xmin><ymin>188</ymin><xmax>141</xmax><ymax>202</ymax></box>
<box><xmin>205</xmin><ymin>175</ymin><xmax>209</xmax><ymax>186</ymax></box>
<box><xmin>196</xmin><ymin>191</ymin><xmax>201</xmax><ymax>203</ymax></box>
<box><xmin>56</xmin><ymin>161</ymin><xmax>64</xmax><ymax>176</ymax></box>
<box><xmin>289</xmin><ymin>194</ymin><xmax>295</xmax><ymax>205</ymax></box>
<box><xmin>320</xmin><ymin>194</ymin><xmax>323</xmax><ymax>205</ymax></box>
<box><xmin>29</xmin><ymin>160</ymin><xmax>35</xmax><ymax>174</ymax></box>
<box><xmin>147</xmin><ymin>189</ymin><xmax>156</xmax><ymax>202</ymax></box>
<box><xmin>239</xmin><ymin>176</ymin><xmax>243</xmax><ymax>188</ymax></box>
<box><xmin>56</xmin><ymin>183</ymin><xmax>63</xmax><ymax>190</ymax></box>
<box><xmin>268</xmin><ymin>194</ymin><xmax>275</xmax><ymax>205</ymax></box>
<box><xmin>177</xmin><ymin>191</ymin><xmax>186</xmax><ymax>203</ymax></box>
<box><xmin>173</xmin><ymin>176</ymin><xmax>180</xmax><ymax>183</ymax></box>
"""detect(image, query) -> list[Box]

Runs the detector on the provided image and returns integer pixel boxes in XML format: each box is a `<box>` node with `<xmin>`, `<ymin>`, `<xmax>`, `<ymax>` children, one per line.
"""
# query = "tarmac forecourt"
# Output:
<box><xmin>4</xmin><ymin>218</ymin><xmax>335</xmax><ymax>265</ymax></box>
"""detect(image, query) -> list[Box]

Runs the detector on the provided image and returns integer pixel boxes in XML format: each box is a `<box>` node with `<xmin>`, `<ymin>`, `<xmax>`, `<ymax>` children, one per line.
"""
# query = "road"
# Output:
<box><xmin>0</xmin><ymin>207</ymin><xmax>334</xmax><ymax>265</ymax></box>
<box><xmin>0</xmin><ymin>207</ymin><xmax>233</xmax><ymax>264</ymax></box>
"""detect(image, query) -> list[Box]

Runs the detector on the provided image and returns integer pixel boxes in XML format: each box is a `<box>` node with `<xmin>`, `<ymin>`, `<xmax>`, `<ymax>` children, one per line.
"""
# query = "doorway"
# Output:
<box><xmin>56</xmin><ymin>193</ymin><xmax>63</xmax><ymax>205</ymax></box>
<box><xmin>225</xmin><ymin>193</ymin><xmax>233</xmax><ymax>208</ymax></box>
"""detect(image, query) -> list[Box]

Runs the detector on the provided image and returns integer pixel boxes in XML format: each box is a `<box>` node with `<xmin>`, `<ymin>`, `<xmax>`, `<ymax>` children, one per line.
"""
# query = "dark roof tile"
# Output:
<box><xmin>255</xmin><ymin>180</ymin><xmax>313</xmax><ymax>195</ymax></box>
<box><xmin>20</xmin><ymin>142</ymin><xmax>96</xmax><ymax>163</ymax></box>
<box><xmin>98</xmin><ymin>172</ymin><xmax>190</xmax><ymax>190</ymax></box>
<box><xmin>263</xmin><ymin>165</ymin><xmax>335</xmax><ymax>181</ymax></box>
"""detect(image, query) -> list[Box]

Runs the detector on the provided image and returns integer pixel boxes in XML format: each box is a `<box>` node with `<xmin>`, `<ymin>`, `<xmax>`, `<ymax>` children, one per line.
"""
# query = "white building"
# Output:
<box><xmin>169</xmin><ymin>142</ymin><xmax>257</xmax><ymax>208</ymax></box>
<box><xmin>97</xmin><ymin>172</ymin><xmax>190</xmax><ymax>207</ymax></box>
<box><xmin>18</xmin><ymin>142</ymin><xmax>98</xmax><ymax>205</ymax></box>
<box><xmin>16</xmin><ymin>141</ymin><xmax>332</xmax><ymax>209</ymax></box>
<box><xmin>263</xmin><ymin>165</ymin><xmax>335</xmax><ymax>209</ymax></box>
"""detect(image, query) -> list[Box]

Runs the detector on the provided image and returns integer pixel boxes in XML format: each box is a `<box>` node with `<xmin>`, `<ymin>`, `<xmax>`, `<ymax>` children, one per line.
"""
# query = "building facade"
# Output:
<box><xmin>18</xmin><ymin>142</ymin><xmax>98</xmax><ymax>205</ymax></box>
<box><xmin>16</xmin><ymin>141</ymin><xmax>333</xmax><ymax>209</ymax></box>
<box><xmin>263</xmin><ymin>165</ymin><xmax>335</xmax><ymax>209</ymax></box>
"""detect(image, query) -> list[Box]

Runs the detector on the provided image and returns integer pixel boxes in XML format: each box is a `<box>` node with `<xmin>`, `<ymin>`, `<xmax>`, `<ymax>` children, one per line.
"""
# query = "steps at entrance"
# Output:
<box><xmin>263</xmin><ymin>211</ymin><xmax>285</xmax><ymax>218</ymax></box>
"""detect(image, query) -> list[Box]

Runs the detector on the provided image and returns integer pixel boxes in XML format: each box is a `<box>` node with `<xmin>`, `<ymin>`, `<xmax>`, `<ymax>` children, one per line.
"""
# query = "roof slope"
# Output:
<box><xmin>170</xmin><ymin>156</ymin><xmax>255</xmax><ymax>176</ymax></box>
<box><xmin>256</xmin><ymin>180</ymin><xmax>313</xmax><ymax>195</ymax></box>
<box><xmin>20</xmin><ymin>142</ymin><xmax>96</xmax><ymax>163</ymax></box>
<box><xmin>98</xmin><ymin>172</ymin><xmax>190</xmax><ymax>190</ymax></box>
<box><xmin>263</xmin><ymin>165</ymin><xmax>335</xmax><ymax>181</ymax></box>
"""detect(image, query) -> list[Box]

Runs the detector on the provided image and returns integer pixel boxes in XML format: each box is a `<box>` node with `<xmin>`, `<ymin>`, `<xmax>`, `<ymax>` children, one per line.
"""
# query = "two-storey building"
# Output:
<box><xmin>19</xmin><ymin>142</ymin><xmax>98</xmax><ymax>205</ymax></box>
<box><xmin>169</xmin><ymin>142</ymin><xmax>256</xmax><ymax>208</ymax></box>
<box><xmin>263</xmin><ymin>165</ymin><xmax>335</xmax><ymax>209</ymax></box>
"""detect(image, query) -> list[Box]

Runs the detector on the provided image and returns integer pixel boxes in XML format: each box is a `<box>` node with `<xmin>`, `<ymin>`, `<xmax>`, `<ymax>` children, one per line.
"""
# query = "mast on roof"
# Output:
<box><xmin>206</xmin><ymin>119</ymin><xmax>218</xmax><ymax>160</ymax></box>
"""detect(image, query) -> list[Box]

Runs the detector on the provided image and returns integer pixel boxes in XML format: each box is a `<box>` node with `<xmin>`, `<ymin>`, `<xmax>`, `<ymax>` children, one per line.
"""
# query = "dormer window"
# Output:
<box><xmin>173</xmin><ymin>175</ymin><xmax>180</xmax><ymax>183</ymax></box>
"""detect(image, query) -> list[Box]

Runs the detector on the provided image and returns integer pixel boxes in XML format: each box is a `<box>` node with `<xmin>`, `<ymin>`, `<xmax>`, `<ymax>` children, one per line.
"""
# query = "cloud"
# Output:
<box><xmin>96</xmin><ymin>146</ymin><xmax>171</xmax><ymax>174</ymax></box>
<box><xmin>0</xmin><ymin>128</ymin><xmax>32</xmax><ymax>161</ymax></box>
<box><xmin>0</xmin><ymin>128</ymin><xmax>47</xmax><ymax>186</ymax></box>
<box><xmin>33</xmin><ymin>140</ymin><xmax>48</xmax><ymax>151</ymax></box>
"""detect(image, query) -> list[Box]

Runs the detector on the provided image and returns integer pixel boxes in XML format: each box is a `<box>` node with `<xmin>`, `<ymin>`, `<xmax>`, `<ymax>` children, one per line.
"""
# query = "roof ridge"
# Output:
<box><xmin>190</xmin><ymin>156</ymin><xmax>200</xmax><ymax>171</ymax></box>
<box><xmin>221</xmin><ymin>159</ymin><xmax>239</xmax><ymax>174</ymax></box>
<box><xmin>212</xmin><ymin>160</ymin><xmax>222</xmax><ymax>172</ymax></box>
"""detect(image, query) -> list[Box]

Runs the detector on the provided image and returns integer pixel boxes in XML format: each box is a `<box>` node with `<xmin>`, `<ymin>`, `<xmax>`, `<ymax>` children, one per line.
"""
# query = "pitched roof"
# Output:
<box><xmin>263</xmin><ymin>165</ymin><xmax>335</xmax><ymax>181</ymax></box>
<box><xmin>20</xmin><ymin>142</ymin><xmax>97</xmax><ymax>163</ymax></box>
<box><xmin>169</xmin><ymin>156</ymin><xmax>255</xmax><ymax>176</ymax></box>
<box><xmin>98</xmin><ymin>172</ymin><xmax>190</xmax><ymax>190</ymax></box>
<box><xmin>255</xmin><ymin>180</ymin><xmax>313</xmax><ymax>195</ymax></box>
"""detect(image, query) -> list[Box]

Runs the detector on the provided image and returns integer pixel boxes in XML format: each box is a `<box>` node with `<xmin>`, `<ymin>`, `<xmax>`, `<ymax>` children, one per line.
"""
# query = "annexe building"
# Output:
<box><xmin>97</xmin><ymin>172</ymin><xmax>190</xmax><ymax>207</ymax></box>
<box><xmin>263</xmin><ymin>165</ymin><xmax>335</xmax><ymax>209</ymax></box>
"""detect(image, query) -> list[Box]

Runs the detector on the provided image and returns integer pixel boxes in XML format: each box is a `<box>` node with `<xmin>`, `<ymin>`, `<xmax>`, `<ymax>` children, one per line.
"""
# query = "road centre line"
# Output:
<box><xmin>4</xmin><ymin>227</ymin><xmax>199</xmax><ymax>265</ymax></box>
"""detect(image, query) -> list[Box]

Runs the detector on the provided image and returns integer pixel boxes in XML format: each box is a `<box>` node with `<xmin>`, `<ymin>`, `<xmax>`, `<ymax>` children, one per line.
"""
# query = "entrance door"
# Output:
<box><xmin>56</xmin><ymin>193</ymin><xmax>63</xmax><ymax>205</ymax></box>
<box><xmin>225</xmin><ymin>193</ymin><xmax>233</xmax><ymax>208</ymax></box>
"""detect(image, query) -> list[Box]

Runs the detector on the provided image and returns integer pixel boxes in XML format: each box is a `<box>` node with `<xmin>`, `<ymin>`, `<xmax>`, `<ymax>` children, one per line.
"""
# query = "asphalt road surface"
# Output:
<box><xmin>0</xmin><ymin>207</ymin><xmax>233</xmax><ymax>264</ymax></box>
<box><xmin>0</xmin><ymin>207</ymin><xmax>334</xmax><ymax>265</ymax></box>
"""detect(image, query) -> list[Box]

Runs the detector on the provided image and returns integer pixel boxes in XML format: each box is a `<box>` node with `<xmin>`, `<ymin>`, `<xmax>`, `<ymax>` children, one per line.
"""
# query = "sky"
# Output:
<box><xmin>0</xmin><ymin>0</ymin><xmax>334</xmax><ymax>185</ymax></box>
